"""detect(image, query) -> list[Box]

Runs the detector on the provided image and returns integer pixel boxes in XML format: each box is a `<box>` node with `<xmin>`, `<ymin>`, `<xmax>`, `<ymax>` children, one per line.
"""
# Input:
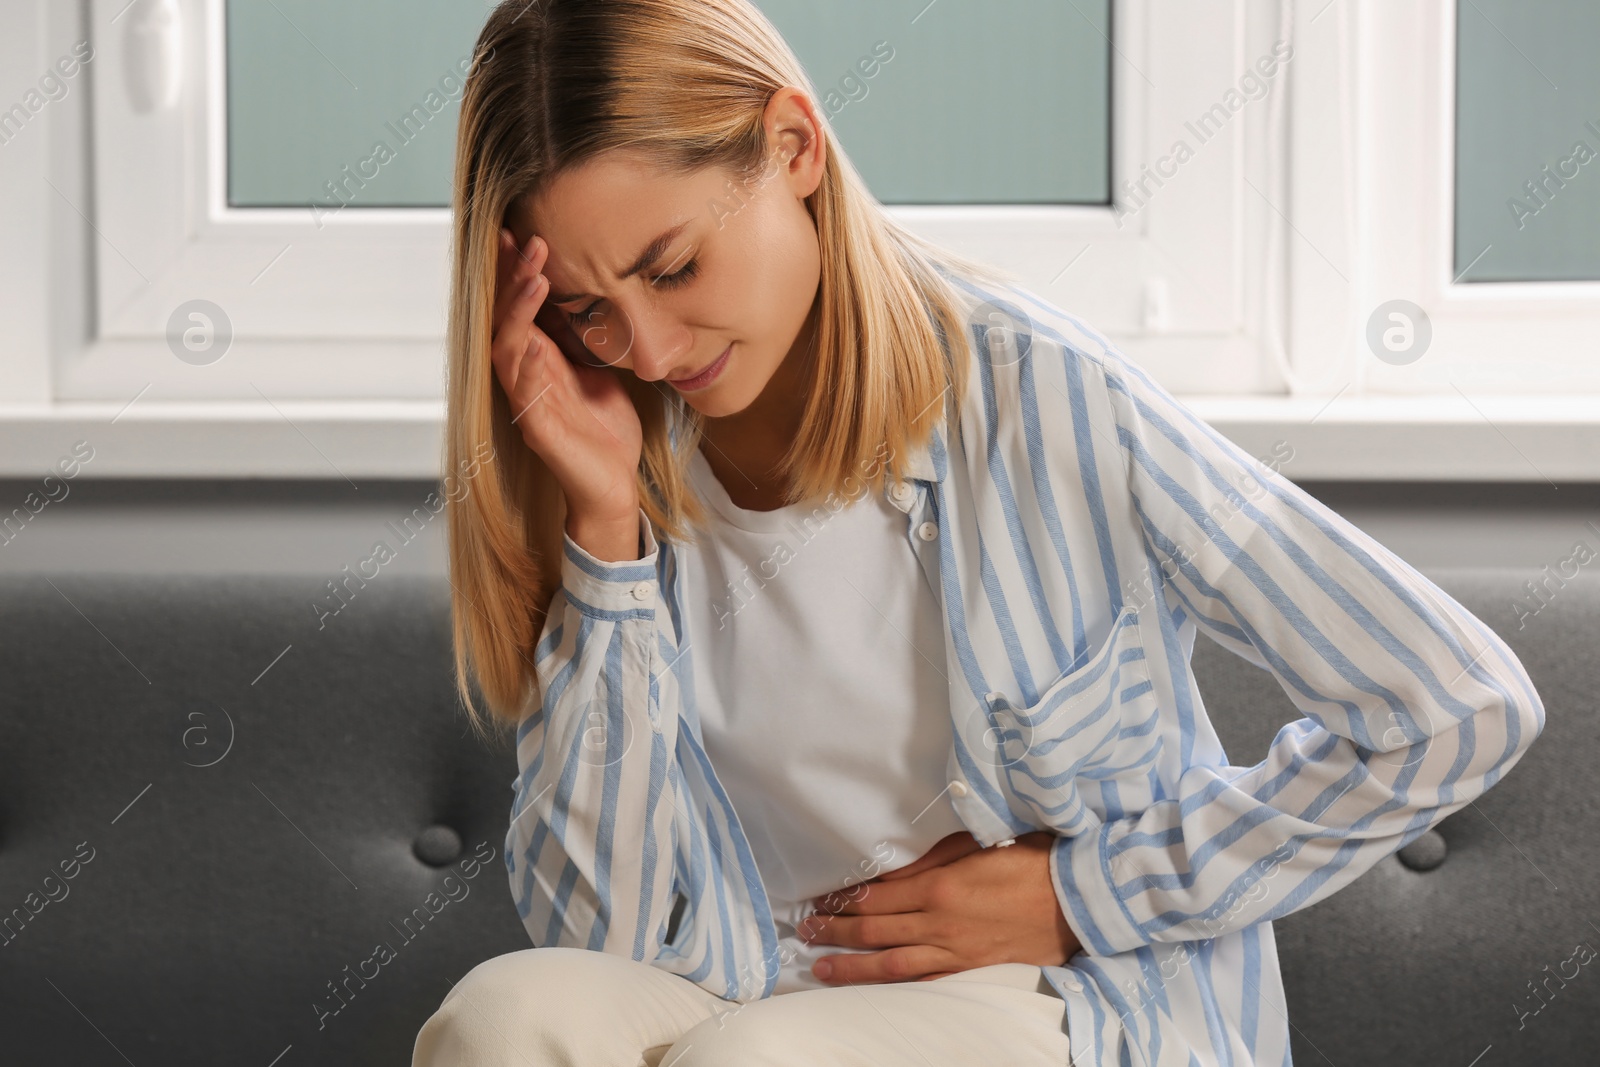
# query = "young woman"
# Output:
<box><xmin>414</xmin><ymin>1</ymin><xmax>1545</xmax><ymax>1064</ymax></box>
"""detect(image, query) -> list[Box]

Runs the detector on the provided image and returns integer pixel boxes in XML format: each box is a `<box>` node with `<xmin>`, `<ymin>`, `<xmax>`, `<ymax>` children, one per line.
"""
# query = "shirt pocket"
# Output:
<box><xmin>988</xmin><ymin>602</ymin><xmax>1163</xmax><ymax>836</ymax></box>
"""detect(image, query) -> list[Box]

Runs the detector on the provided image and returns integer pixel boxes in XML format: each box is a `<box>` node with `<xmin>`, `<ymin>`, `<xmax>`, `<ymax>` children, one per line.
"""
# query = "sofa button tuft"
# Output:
<box><xmin>413</xmin><ymin>825</ymin><xmax>464</xmax><ymax>867</ymax></box>
<box><xmin>1396</xmin><ymin>829</ymin><xmax>1448</xmax><ymax>872</ymax></box>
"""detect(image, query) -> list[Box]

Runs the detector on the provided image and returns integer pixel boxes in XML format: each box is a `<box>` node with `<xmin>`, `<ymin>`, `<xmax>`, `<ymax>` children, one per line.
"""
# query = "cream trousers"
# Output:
<box><xmin>411</xmin><ymin>946</ymin><xmax>1072</xmax><ymax>1066</ymax></box>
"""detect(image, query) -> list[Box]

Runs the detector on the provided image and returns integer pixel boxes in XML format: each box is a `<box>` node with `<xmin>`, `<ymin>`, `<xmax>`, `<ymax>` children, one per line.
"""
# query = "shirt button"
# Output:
<box><xmin>916</xmin><ymin>521</ymin><xmax>938</xmax><ymax>541</ymax></box>
<box><xmin>888</xmin><ymin>482</ymin><xmax>916</xmax><ymax>512</ymax></box>
<box><xmin>948</xmin><ymin>780</ymin><xmax>971</xmax><ymax>798</ymax></box>
<box><xmin>630</xmin><ymin>581</ymin><xmax>652</xmax><ymax>601</ymax></box>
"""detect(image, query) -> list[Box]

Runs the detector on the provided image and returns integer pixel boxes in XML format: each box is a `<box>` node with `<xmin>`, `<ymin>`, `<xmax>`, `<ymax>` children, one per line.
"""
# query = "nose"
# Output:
<box><xmin>610</xmin><ymin>298</ymin><xmax>692</xmax><ymax>383</ymax></box>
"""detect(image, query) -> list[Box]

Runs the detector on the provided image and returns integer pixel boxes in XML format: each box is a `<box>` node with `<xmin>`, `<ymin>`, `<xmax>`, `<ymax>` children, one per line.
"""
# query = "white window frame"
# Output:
<box><xmin>63</xmin><ymin>0</ymin><xmax>1280</xmax><ymax>403</ymax></box>
<box><xmin>1254</xmin><ymin>0</ymin><xmax>1600</xmax><ymax>486</ymax></box>
<box><xmin>5</xmin><ymin>0</ymin><xmax>1597</xmax><ymax>479</ymax></box>
<box><xmin>1350</xmin><ymin>0</ymin><xmax>1600</xmax><ymax>395</ymax></box>
<box><xmin>70</xmin><ymin>0</ymin><xmax>452</xmax><ymax>402</ymax></box>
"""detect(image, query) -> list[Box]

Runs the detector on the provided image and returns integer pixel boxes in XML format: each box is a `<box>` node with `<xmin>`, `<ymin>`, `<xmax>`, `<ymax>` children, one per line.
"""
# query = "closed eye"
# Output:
<box><xmin>565</xmin><ymin>258</ymin><xmax>700</xmax><ymax>324</ymax></box>
<box><xmin>652</xmin><ymin>257</ymin><xmax>700</xmax><ymax>289</ymax></box>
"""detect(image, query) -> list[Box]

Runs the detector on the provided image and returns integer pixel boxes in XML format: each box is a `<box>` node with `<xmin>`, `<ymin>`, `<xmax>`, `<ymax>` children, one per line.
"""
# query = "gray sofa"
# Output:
<box><xmin>1</xmin><ymin>567</ymin><xmax>1593</xmax><ymax>1064</ymax></box>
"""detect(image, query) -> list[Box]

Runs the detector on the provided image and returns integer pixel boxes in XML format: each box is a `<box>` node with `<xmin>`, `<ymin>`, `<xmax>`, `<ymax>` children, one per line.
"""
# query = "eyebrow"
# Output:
<box><xmin>546</xmin><ymin>221</ymin><xmax>692</xmax><ymax>305</ymax></box>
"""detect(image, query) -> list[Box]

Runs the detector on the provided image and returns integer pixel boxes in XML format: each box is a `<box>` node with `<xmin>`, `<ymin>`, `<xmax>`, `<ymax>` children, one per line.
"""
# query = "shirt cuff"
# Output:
<box><xmin>558</xmin><ymin>506</ymin><xmax>661</xmax><ymax>618</ymax></box>
<box><xmin>1050</xmin><ymin>825</ymin><xmax>1150</xmax><ymax>958</ymax></box>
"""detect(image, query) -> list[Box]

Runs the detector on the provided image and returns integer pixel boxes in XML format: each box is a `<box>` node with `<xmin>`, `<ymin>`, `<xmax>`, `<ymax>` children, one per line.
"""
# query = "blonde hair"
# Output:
<box><xmin>445</xmin><ymin>0</ymin><xmax>1021</xmax><ymax>740</ymax></box>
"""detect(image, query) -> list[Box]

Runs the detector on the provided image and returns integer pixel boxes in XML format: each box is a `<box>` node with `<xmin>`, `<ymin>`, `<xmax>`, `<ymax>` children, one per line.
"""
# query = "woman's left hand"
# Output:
<box><xmin>796</xmin><ymin>830</ymin><xmax>1083</xmax><ymax>985</ymax></box>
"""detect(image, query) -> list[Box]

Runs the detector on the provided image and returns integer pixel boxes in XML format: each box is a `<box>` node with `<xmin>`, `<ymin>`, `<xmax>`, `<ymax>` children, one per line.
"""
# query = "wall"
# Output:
<box><xmin>2</xmin><ymin>478</ymin><xmax>1596</xmax><ymax>577</ymax></box>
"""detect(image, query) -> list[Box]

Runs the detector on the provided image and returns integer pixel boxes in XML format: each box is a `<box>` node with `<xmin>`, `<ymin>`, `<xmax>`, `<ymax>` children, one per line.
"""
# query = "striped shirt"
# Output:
<box><xmin>507</xmin><ymin>266</ymin><xmax>1545</xmax><ymax>1066</ymax></box>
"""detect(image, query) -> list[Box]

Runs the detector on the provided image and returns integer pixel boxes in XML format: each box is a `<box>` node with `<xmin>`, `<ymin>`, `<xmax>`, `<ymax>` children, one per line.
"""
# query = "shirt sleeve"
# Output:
<box><xmin>505</xmin><ymin>506</ymin><xmax>684</xmax><ymax>963</ymax></box>
<box><xmin>1049</xmin><ymin>343</ymin><xmax>1547</xmax><ymax>958</ymax></box>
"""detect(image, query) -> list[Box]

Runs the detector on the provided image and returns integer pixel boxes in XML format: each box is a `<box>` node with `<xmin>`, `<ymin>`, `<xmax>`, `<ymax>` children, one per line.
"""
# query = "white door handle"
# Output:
<box><xmin>123</xmin><ymin>0</ymin><xmax>183</xmax><ymax>113</ymax></box>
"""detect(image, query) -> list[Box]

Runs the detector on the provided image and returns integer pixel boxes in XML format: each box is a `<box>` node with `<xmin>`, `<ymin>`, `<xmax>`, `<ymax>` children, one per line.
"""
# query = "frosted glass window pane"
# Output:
<box><xmin>1455</xmin><ymin>0</ymin><xmax>1600</xmax><ymax>282</ymax></box>
<box><xmin>225</xmin><ymin>0</ymin><xmax>1110</xmax><ymax>209</ymax></box>
<box><xmin>226</xmin><ymin>0</ymin><xmax>487</xmax><ymax>208</ymax></box>
<box><xmin>756</xmin><ymin>0</ymin><xmax>1109</xmax><ymax>204</ymax></box>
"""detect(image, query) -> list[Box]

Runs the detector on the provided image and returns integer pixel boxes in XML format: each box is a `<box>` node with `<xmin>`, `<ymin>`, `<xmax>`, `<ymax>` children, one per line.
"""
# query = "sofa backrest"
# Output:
<box><xmin>1193</xmin><ymin>567</ymin><xmax>1598</xmax><ymax>1066</ymax></box>
<box><xmin>0</xmin><ymin>572</ymin><xmax>529</xmax><ymax>1065</ymax></box>
<box><xmin>0</xmin><ymin>567</ymin><xmax>1592</xmax><ymax>1064</ymax></box>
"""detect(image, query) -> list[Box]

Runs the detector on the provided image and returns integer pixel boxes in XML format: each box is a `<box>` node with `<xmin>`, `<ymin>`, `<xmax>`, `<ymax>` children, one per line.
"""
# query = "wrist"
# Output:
<box><xmin>565</xmin><ymin>506</ymin><xmax>643</xmax><ymax>564</ymax></box>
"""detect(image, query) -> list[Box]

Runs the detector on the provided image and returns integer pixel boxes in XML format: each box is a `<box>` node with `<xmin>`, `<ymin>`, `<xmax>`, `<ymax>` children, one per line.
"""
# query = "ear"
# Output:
<box><xmin>762</xmin><ymin>86</ymin><xmax>827</xmax><ymax>202</ymax></box>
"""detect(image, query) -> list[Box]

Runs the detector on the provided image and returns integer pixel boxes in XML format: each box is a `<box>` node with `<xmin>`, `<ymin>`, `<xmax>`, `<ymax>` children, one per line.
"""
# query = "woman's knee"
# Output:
<box><xmin>656</xmin><ymin>996</ymin><xmax>815</xmax><ymax>1067</ymax></box>
<box><xmin>412</xmin><ymin>946</ymin><xmax>648</xmax><ymax>1066</ymax></box>
<box><xmin>448</xmin><ymin>945</ymin><xmax>619</xmax><ymax>1016</ymax></box>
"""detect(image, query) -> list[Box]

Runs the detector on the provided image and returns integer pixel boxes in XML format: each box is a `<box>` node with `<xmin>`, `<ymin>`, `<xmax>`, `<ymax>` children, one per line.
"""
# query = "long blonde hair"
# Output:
<box><xmin>445</xmin><ymin>0</ymin><xmax>1020</xmax><ymax>739</ymax></box>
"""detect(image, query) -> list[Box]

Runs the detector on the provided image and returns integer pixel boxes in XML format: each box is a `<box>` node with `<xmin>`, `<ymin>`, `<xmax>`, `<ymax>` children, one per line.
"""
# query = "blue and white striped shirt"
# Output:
<box><xmin>507</xmin><ymin>267</ymin><xmax>1545</xmax><ymax>1066</ymax></box>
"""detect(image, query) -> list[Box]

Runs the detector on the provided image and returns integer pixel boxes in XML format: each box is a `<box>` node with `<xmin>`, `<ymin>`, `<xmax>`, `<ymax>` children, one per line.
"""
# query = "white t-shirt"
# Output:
<box><xmin>678</xmin><ymin>445</ymin><xmax>968</xmax><ymax>994</ymax></box>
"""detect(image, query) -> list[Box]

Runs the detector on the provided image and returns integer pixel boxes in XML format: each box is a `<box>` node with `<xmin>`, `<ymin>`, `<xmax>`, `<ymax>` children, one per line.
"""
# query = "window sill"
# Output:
<box><xmin>1</xmin><ymin>395</ymin><xmax>1596</xmax><ymax>483</ymax></box>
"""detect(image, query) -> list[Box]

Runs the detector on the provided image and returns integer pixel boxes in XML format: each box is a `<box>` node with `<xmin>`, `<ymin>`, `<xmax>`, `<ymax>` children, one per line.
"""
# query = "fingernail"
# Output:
<box><xmin>814</xmin><ymin>959</ymin><xmax>832</xmax><ymax>980</ymax></box>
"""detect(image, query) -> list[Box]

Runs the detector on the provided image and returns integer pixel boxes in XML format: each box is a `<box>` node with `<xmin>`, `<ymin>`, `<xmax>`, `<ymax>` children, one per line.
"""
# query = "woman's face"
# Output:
<box><xmin>510</xmin><ymin>89</ymin><xmax>827</xmax><ymax>420</ymax></box>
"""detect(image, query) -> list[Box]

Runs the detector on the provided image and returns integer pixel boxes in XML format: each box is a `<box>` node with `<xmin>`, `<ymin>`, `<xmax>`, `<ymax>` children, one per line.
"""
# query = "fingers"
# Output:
<box><xmin>489</xmin><ymin>228</ymin><xmax>558</xmax><ymax>412</ymax></box>
<box><xmin>807</xmin><ymin>876</ymin><xmax>923</xmax><ymax>925</ymax></box>
<box><xmin>486</xmin><ymin>255</ymin><xmax>563</xmax><ymax>428</ymax></box>
<box><xmin>799</xmin><ymin>905</ymin><xmax>926</xmax><ymax>948</ymax></box>
<box><xmin>491</xmin><ymin>228</ymin><xmax>548</xmax><ymax>342</ymax></box>
<box><xmin>874</xmin><ymin>830</ymin><xmax>981</xmax><ymax>882</ymax></box>
<box><xmin>489</xmin><ymin>276</ymin><xmax>547</xmax><ymax>405</ymax></box>
<box><xmin>810</xmin><ymin>945</ymin><xmax>959</xmax><ymax>987</ymax></box>
<box><xmin>492</xmin><ymin>228</ymin><xmax>521</xmax><ymax>322</ymax></box>
<box><xmin>493</xmin><ymin>226</ymin><xmax>516</xmax><ymax>292</ymax></box>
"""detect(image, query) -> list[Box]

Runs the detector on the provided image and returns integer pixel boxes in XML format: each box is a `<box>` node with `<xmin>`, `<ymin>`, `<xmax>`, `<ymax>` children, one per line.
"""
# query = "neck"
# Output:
<box><xmin>700</xmin><ymin>300</ymin><xmax>819</xmax><ymax>485</ymax></box>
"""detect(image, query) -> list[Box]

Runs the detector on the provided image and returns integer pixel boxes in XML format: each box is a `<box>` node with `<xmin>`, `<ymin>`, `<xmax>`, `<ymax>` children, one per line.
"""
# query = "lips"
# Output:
<box><xmin>669</xmin><ymin>344</ymin><xmax>731</xmax><ymax>391</ymax></box>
